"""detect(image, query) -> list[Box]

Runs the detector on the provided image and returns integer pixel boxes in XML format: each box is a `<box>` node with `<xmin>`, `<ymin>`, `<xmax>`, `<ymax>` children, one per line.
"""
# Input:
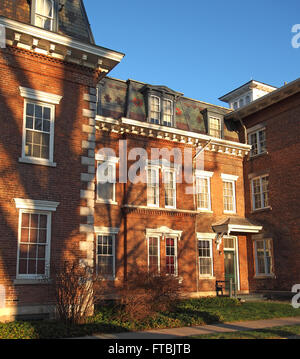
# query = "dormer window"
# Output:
<box><xmin>149</xmin><ymin>95</ymin><xmax>174</xmax><ymax>127</ymax></box>
<box><xmin>209</xmin><ymin>116</ymin><xmax>222</xmax><ymax>138</ymax></box>
<box><xmin>32</xmin><ymin>0</ymin><xmax>55</xmax><ymax>31</ymax></box>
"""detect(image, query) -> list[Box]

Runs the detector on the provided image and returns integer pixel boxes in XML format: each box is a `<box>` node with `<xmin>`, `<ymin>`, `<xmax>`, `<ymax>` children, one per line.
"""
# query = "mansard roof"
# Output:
<box><xmin>0</xmin><ymin>0</ymin><xmax>94</xmax><ymax>44</ymax></box>
<box><xmin>98</xmin><ymin>77</ymin><xmax>240</xmax><ymax>143</ymax></box>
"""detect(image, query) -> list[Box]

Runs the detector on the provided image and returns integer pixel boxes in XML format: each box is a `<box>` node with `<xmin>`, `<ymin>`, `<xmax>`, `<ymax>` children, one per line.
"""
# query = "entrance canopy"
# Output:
<box><xmin>212</xmin><ymin>216</ymin><xmax>262</xmax><ymax>235</ymax></box>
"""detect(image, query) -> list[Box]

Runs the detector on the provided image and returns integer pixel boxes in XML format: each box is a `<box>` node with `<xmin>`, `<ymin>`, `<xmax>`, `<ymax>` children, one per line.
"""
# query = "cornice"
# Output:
<box><xmin>96</xmin><ymin>115</ymin><xmax>251</xmax><ymax>157</ymax></box>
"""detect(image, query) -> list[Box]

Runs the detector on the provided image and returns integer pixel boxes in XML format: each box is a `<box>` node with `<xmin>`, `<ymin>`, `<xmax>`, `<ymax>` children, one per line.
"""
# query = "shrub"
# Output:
<box><xmin>118</xmin><ymin>266</ymin><xmax>182</xmax><ymax>321</ymax></box>
<box><xmin>52</xmin><ymin>261</ymin><xmax>104</xmax><ymax>325</ymax></box>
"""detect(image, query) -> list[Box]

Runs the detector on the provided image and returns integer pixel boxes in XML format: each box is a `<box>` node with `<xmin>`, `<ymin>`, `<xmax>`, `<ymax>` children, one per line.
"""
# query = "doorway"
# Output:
<box><xmin>223</xmin><ymin>237</ymin><xmax>239</xmax><ymax>293</ymax></box>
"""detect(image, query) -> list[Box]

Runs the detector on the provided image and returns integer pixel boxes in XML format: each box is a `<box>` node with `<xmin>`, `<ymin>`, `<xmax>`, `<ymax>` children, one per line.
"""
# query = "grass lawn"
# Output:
<box><xmin>190</xmin><ymin>324</ymin><xmax>300</xmax><ymax>339</ymax></box>
<box><xmin>1</xmin><ymin>297</ymin><xmax>300</xmax><ymax>339</ymax></box>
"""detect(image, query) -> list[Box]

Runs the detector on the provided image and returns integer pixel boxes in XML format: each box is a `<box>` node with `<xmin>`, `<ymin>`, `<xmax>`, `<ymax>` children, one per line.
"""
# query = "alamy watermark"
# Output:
<box><xmin>97</xmin><ymin>140</ymin><xmax>205</xmax><ymax>195</ymax></box>
<box><xmin>0</xmin><ymin>25</ymin><xmax>5</xmax><ymax>49</ymax></box>
<box><xmin>291</xmin><ymin>24</ymin><xmax>300</xmax><ymax>48</ymax></box>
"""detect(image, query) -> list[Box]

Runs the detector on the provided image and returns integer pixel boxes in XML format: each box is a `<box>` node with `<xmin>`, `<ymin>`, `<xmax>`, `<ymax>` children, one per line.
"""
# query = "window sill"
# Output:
<box><xmin>223</xmin><ymin>211</ymin><xmax>237</xmax><ymax>214</ymax></box>
<box><xmin>98</xmin><ymin>276</ymin><xmax>117</xmax><ymax>281</ymax></box>
<box><xmin>254</xmin><ymin>274</ymin><xmax>275</xmax><ymax>279</ymax></box>
<box><xmin>19</xmin><ymin>157</ymin><xmax>56</xmax><ymax>167</ymax></box>
<box><xmin>96</xmin><ymin>200</ymin><xmax>118</xmax><ymax>206</ymax></box>
<box><xmin>248</xmin><ymin>152</ymin><xmax>268</xmax><ymax>160</ymax></box>
<box><xmin>199</xmin><ymin>276</ymin><xmax>215</xmax><ymax>280</ymax></box>
<box><xmin>197</xmin><ymin>209</ymin><xmax>213</xmax><ymax>213</ymax></box>
<box><xmin>14</xmin><ymin>278</ymin><xmax>51</xmax><ymax>285</ymax></box>
<box><xmin>251</xmin><ymin>206</ymin><xmax>272</xmax><ymax>214</ymax></box>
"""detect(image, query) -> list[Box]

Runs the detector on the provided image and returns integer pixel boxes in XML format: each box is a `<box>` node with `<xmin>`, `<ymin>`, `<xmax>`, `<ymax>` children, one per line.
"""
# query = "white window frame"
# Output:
<box><xmin>33</xmin><ymin>0</ymin><xmax>55</xmax><ymax>31</ymax></box>
<box><xmin>221</xmin><ymin>174</ymin><xmax>238</xmax><ymax>214</ymax></box>
<box><xmin>248</xmin><ymin>125</ymin><xmax>267</xmax><ymax>157</ymax></box>
<box><xmin>96</xmin><ymin>154</ymin><xmax>119</xmax><ymax>205</ymax></box>
<box><xmin>146</xmin><ymin>165</ymin><xmax>160</xmax><ymax>207</ymax></box>
<box><xmin>163</xmin><ymin>168</ymin><xmax>176</xmax><ymax>209</ymax></box>
<box><xmin>146</xmin><ymin>227</ymin><xmax>182</xmax><ymax>277</ymax></box>
<box><xmin>254</xmin><ymin>237</ymin><xmax>274</xmax><ymax>277</ymax></box>
<box><xmin>198</xmin><ymin>237</ymin><xmax>214</xmax><ymax>278</ymax></box>
<box><xmin>147</xmin><ymin>235</ymin><xmax>161</xmax><ymax>273</ymax></box>
<box><xmin>251</xmin><ymin>174</ymin><xmax>270</xmax><ymax>211</ymax></box>
<box><xmin>165</xmin><ymin>235</ymin><xmax>178</xmax><ymax>276</ymax></box>
<box><xmin>19</xmin><ymin>87</ymin><xmax>62</xmax><ymax>167</ymax></box>
<box><xmin>209</xmin><ymin>116</ymin><xmax>222</xmax><ymax>138</ymax></box>
<box><xmin>195</xmin><ymin>170</ymin><xmax>213</xmax><ymax>212</ymax></box>
<box><xmin>150</xmin><ymin>95</ymin><xmax>161</xmax><ymax>125</ymax></box>
<box><xmin>162</xmin><ymin>99</ymin><xmax>174</xmax><ymax>127</ymax></box>
<box><xmin>14</xmin><ymin>198</ymin><xmax>59</xmax><ymax>281</ymax></box>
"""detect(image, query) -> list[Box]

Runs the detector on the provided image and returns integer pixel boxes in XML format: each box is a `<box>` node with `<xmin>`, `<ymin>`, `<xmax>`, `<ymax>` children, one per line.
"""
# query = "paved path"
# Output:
<box><xmin>76</xmin><ymin>316</ymin><xmax>300</xmax><ymax>339</ymax></box>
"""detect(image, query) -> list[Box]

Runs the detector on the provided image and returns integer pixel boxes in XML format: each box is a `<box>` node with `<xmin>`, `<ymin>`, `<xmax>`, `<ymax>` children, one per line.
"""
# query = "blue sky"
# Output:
<box><xmin>85</xmin><ymin>0</ymin><xmax>300</xmax><ymax>107</ymax></box>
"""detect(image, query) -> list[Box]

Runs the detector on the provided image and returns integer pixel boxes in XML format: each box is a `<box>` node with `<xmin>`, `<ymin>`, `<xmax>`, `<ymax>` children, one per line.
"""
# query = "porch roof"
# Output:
<box><xmin>212</xmin><ymin>216</ymin><xmax>262</xmax><ymax>234</ymax></box>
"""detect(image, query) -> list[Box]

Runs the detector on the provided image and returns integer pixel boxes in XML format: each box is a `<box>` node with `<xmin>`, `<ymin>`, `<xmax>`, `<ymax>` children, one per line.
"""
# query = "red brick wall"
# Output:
<box><xmin>241</xmin><ymin>92</ymin><xmax>300</xmax><ymax>291</ymax></box>
<box><xmin>0</xmin><ymin>45</ymin><xmax>97</xmax><ymax>312</ymax></box>
<box><xmin>94</xmin><ymin>130</ymin><xmax>249</xmax><ymax>294</ymax></box>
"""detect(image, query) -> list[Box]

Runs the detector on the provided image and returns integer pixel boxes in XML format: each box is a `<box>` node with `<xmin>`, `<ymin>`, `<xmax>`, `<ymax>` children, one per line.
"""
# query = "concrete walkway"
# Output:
<box><xmin>77</xmin><ymin>316</ymin><xmax>300</xmax><ymax>339</ymax></box>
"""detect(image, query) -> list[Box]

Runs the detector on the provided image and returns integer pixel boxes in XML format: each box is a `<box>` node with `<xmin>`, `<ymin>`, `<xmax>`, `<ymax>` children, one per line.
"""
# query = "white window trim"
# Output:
<box><xmin>251</xmin><ymin>174</ymin><xmax>270</xmax><ymax>211</ymax></box>
<box><xmin>209</xmin><ymin>116</ymin><xmax>222</xmax><ymax>138</ymax></box>
<box><xmin>94</xmin><ymin>227</ymin><xmax>119</xmax><ymax>280</ymax></box>
<box><xmin>221</xmin><ymin>174</ymin><xmax>238</xmax><ymax>214</ymax></box>
<box><xmin>162</xmin><ymin>167</ymin><xmax>177</xmax><ymax>209</ymax></box>
<box><xmin>19</xmin><ymin>87</ymin><xmax>62</xmax><ymax>167</ymax></box>
<box><xmin>197</xmin><ymin>236</ymin><xmax>214</xmax><ymax>278</ymax></box>
<box><xmin>162</xmin><ymin>99</ymin><xmax>174</xmax><ymax>126</ymax></box>
<box><xmin>21</xmin><ymin>99</ymin><xmax>56</xmax><ymax>165</ymax></box>
<box><xmin>150</xmin><ymin>95</ymin><xmax>161</xmax><ymax>124</ymax></box>
<box><xmin>19</xmin><ymin>87</ymin><xmax>62</xmax><ymax>105</ymax></box>
<box><xmin>248</xmin><ymin>125</ymin><xmax>267</xmax><ymax>157</ymax></box>
<box><xmin>253</xmin><ymin>237</ymin><xmax>274</xmax><ymax>277</ymax></box>
<box><xmin>147</xmin><ymin>235</ymin><xmax>161</xmax><ymax>273</ymax></box>
<box><xmin>146</xmin><ymin>227</ymin><xmax>182</xmax><ymax>276</ymax></box>
<box><xmin>33</xmin><ymin>0</ymin><xmax>55</xmax><ymax>31</ymax></box>
<box><xmin>146</xmin><ymin>165</ymin><xmax>160</xmax><ymax>208</ymax></box>
<box><xmin>14</xmin><ymin>198</ymin><xmax>59</xmax><ymax>281</ymax></box>
<box><xmin>96</xmin><ymin>155</ymin><xmax>119</xmax><ymax>205</ymax></box>
<box><xmin>195</xmin><ymin>170</ymin><xmax>213</xmax><ymax>212</ymax></box>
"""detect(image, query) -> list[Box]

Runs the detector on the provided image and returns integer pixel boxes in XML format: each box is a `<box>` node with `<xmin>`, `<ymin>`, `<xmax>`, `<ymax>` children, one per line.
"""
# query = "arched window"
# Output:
<box><xmin>34</xmin><ymin>0</ymin><xmax>54</xmax><ymax>31</ymax></box>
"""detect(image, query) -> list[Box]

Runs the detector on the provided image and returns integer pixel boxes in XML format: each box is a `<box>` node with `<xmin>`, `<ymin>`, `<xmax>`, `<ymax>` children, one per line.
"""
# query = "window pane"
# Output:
<box><xmin>223</xmin><ymin>181</ymin><xmax>234</xmax><ymax>212</ymax></box>
<box><xmin>165</xmin><ymin>237</ymin><xmax>176</xmax><ymax>275</ymax></box>
<box><xmin>197</xmin><ymin>177</ymin><xmax>209</xmax><ymax>209</ymax></box>
<box><xmin>97</xmin><ymin>235</ymin><xmax>114</xmax><ymax>276</ymax></box>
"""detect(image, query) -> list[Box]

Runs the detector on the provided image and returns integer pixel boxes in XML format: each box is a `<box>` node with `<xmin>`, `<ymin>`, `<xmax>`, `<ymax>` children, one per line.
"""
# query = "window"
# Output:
<box><xmin>198</xmin><ymin>239</ymin><xmax>213</xmax><ymax>277</ymax></box>
<box><xmin>209</xmin><ymin>117</ymin><xmax>222</xmax><ymax>138</ymax></box>
<box><xmin>239</xmin><ymin>98</ymin><xmax>244</xmax><ymax>108</ymax></box>
<box><xmin>19</xmin><ymin>87</ymin><xmax>62</xmax><ymax>167</ymax></box>
<box><xmin>163</xmin><ymin>99</ymin><xmax>173</xmax><ymax>127</ymax></box>
<box><xmin>33</xmin><ymin>0</ymin><xmax>54</xmax><ymax>31</ymax></box>
<box><xmin>97</xmin><ymin>234</ymin><xmax>115</xmax><ymax>277</ymax></box>
<box><xmin>233</xmin><ymin>102</ymin><xmax>238</xmax><ymax>110</ymax></box>
<box><xmin>254</xmin><ymin>239</ymin><xmax>273</xmax><ymax>276</ymax></box>
<box><xmin>248</xmin><ymin>128</ymin><xmax>266</xmax><ymax>157</ymax></box>
<box><xmin>150</xmin><ymin>96</ymin><xmax>160</xmax><ymax>124</ymax></box>
<box><xmin>147</xmin><ymin>166</ymin><xmax>159</xmax><ymax>207</ymax></box>
<box><xmin>221</xmin><ymin>174</ymin><xmax>238</xmax><ymax>213</ymax></box>
<box><xmin>14</xmin><ymin>198</ymin><xmax>59</xmax><ymax>280</ymax></box>
<box><xmin>246</xmin><ymin>95</ymin><xmax>251</xmax><ymax>104</ymax></box>
<box><xmin>149</xmin><ymin>95</ymin><xmax>174</xmax><ymax>126</ymax></box>
<box><xmin>17</xmin><ymin>211</ymin><xmax>50</xmax><ymax>278</ymax></box>
<box><xmin>146</xmin><ymin>227</ymin><xmax>181</xmax><ymax>276</ymax></box>
<box><xmin>165</xmin><ymin>237</ymin><xmax>177</xmax><ymax>275</ymax></box>
<box><xmin>96</xmin><ymin>156</ymin><xmax>119</xmax><ymax>204</ymax></box>
<box><xmin>163</xmin><ymin>169</ymin><xmax>176</xmax><ymax>208</ymax></box>
<box><xmin>251</xmin><ymin>175</ymin><xmax>269</xmax><ymax>210</ymax></box>
<box><xmin>195</xmin><ymin>171</ymin><xmax>213</xmax><ymax>211</ymax></box>
<box><xmin>23</xmin><ymin>101</ymin><xmax>53</xmax><ymax>161</ymax></box>
<box><xmin>148</xmin><ymin>236</ymin><xmax>160</xmax><ymax>273</ymax></box>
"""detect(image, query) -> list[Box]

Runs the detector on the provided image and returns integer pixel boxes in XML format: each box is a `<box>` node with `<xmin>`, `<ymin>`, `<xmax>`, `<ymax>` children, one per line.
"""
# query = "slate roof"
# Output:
<box><xmin>98</xmin><ymin>77</ymin><xmax>239</xmax><ymax>142</ymax></box>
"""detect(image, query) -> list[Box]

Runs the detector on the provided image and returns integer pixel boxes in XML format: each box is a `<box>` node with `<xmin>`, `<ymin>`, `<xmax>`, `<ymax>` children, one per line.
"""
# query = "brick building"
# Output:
<box><xmin>0</xmin><ymin>0</ymin><xmax>124</xmax><ymax>321</ymax></box>
<box><xmin>223</xmin><ymin>78</ymin><xmax>300</xmax><ymax>294</ymax></box>
<box><xmin>0</xmin><ymin>1</ymin><xmax>298</xmax><ymax>322</ymax></box>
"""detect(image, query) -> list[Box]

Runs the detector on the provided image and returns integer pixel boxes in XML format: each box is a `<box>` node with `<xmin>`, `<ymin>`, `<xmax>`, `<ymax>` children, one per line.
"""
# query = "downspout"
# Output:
<box><xmin>192</xmin><ymin>140</ymin><xmax>212</xmax><ymax>293</ymax></box>
<box><xmin>235</xmin><ymin>112</ymin><xmax>247</xmax><ymax>144</ymax></box>
<box><xmin>121</xmin><ymin>133</ymin><xmax>128</xmax><ymax>283</ymax></box>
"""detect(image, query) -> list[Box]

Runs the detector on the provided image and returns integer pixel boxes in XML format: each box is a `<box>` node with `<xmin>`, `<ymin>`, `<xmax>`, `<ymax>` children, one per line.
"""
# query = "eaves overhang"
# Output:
<box><xmin>96</xmin><ymin>115</ymin><xmax>252</xmax><ymax>157</ymax></box>
<box><xmin>0</xmin><ymin>16</ymin><xmax>125</xmax><ymax>73</ymax></box>
<box><xmin>225</xmin><ymin>77</ymin><xmax>300</xmax><ymax>121</ymax></box>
